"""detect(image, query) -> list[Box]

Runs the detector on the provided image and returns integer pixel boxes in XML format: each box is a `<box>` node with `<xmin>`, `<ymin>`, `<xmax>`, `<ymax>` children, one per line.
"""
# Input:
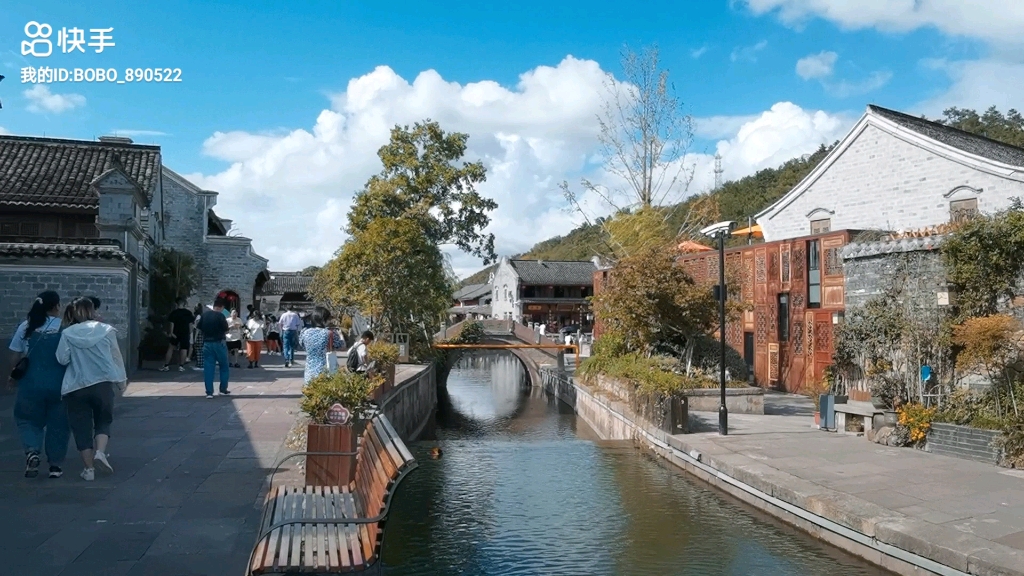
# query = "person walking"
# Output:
<box><xmin>264</xmin><ymin>314</ymin><xmax>280</xmax><ymax>355</ymax></box>
<box><xmin>278</xmin><ymin>307</ymin><xmax>302</xmax><ymax>368</ymax></box>
<box><xmin>298</xmin><ymin>307</ymin><xmax>344</xmax><ymax>383</ymax></box>
<box><xmin>191</xmin><ymin>304</ymin><xmax>205</xmax><ymax>369</ymax></box>
<box><xmin>226</xmin><ymin>309</ymin><xmax>244</xmax><ymax>368</ymax></box>
<box><xmin>56</xmin><ymin>297</ymin><xmax>126</xmax><ymax>481</ymax></box>
<box><xmin>7</xmin><ymin>291</ymin><xmax>70</xmax><ymax>478</ymax></box>
<box><xmin>245</xmin><ymin>312</ymin><xmax>266</xmax><ymax>368</ymax></box>
<box><xmin>162</xmin><ymin>298</ymin><xmax>196</xmax><ymax>372</ymax></box>
<box><xmin>197</xmin><ymin>297</ymin><xmax>231</xmax><ymax>399</ymax></box>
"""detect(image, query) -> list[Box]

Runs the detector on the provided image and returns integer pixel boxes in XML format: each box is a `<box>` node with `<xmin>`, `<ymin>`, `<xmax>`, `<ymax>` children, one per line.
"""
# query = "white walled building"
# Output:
<box><xmin>756</xmin><ymin>105</ymin><xmax>1024</xmax><ymax>241</ymax></box>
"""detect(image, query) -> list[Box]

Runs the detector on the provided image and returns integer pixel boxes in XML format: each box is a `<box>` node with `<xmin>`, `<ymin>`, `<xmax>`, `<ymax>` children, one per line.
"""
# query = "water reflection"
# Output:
<box><xmin>384</xmin><ymin>352</ymin><xmax>890</xmax><ymax>576</ymax></box>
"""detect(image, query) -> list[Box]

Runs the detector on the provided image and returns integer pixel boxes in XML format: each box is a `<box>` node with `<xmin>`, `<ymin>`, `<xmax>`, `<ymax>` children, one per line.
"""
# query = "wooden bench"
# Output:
<box><xmin>247</xmin><ymin>414</ymin><xmax>417</xmax><ymax>575</ymax></box>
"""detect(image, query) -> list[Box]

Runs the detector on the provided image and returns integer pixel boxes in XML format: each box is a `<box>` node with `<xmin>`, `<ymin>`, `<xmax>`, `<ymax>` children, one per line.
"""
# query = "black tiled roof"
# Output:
<box><xmin>510</xmin><ymin>260</ymin><xmax>596</xmax><ymax>286</ymax></box>
<box><xmin>0</xmin><ymin>241</ymin><xmax>126</xmax><ymax>260</ymax></box>
<box><xmin>869</xmin><ymin>105</ymin><xmax>1024</xmax><ymax>167</ymax></box>
<box><xmin>453</xmin><ymin>283</ymin><xmax>490</xmax><ymax>301</ymax></box>
<box><xmin>0</xmin><ymin>135</ymin><xmax>161</xmax><ymax>209</ymax></box>
<box><xmin>259</xmin><ymin>273</ymin><xmax>313</xmax><ymax>295</ymax></box>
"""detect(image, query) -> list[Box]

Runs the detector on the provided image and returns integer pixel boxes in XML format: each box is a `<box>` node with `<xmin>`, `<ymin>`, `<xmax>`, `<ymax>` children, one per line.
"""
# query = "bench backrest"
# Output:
<box><xmin>351</xmin><ymin>414</ymin><xmax>417</xmax><ymax>562</ymax></box>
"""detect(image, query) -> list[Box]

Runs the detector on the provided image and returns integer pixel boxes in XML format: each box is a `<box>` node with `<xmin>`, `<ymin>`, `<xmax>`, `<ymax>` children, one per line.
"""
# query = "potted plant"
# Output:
<box><xmin>367</xmin><ymin>340</ymin><xmax>400</xmax><ymax>398</ymax></box>
<box><xmin>300</xmin><ymin>370</ymin><xmax>379</xmax><ymax>486</ymax></box>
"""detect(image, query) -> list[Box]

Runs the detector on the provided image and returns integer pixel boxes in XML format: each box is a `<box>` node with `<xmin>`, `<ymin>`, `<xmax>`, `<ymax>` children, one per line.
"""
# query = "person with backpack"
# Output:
<box><xmin>347</xmin><ymin>330</ymin><xmax>374</xmax><ymax>373</ymax></box>
<box><xmin>7</xmin><ymin>291</ymin><xmax>70</xmax><ymax>479</ymax></box>
<box><xmin>197</xmin><ymin>297</ymin><xmax>232</xmax><ymax>399</ymax></box>
<box><xmin>56</xmin><ymin>297</ymin><xmax>126</xmax><ymax>481</ymax></box>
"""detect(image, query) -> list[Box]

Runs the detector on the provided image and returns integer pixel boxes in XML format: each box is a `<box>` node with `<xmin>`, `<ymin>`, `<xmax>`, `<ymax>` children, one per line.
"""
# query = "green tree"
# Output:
<box><xmin>150</xmin><ymin>247</ymin><xmax>198</xmax><ymax>317</ymax></box>
<box><xmin>311</xmin><ymin>217</ymin><xmax>454</xmax><ymax>342</ymax></box>
<box><xmin>300</xmin><ymin>265</ymin><xmax>320</xmax><ymax>276</ymax></box>
<box><xmin>939</xmin><ymin>106</ymin><xmax>1024</xmax><ymax>147</ymax></box>
<box><xmin>591</xmin><ymin>246</ymin><xmax>718</xmax><ymax>363</ymax></box>
<box><xmin>347</xmin><ymin>121</ymin><xmax>497</xmax><ymax>262</ymax></box>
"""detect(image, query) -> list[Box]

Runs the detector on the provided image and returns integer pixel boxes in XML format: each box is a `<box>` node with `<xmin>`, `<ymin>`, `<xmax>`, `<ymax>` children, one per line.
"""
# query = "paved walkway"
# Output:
<box><xmin>681</xmin><ymin>394</ymin><xmax>1024</xmax><ymax>573</ymax></box>
<box><xmin>0</xmin><ymin>351</ymin><xmax>306</xmax><ymax>576</ymax></box>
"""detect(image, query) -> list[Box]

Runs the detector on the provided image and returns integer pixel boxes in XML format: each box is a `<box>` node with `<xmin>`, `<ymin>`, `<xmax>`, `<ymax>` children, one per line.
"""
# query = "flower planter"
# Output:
<box><xmin>305</xmin><ymin>423</ymin><xmax>356</xmax><ymax>486</ymax></box>
<box><xmin>883</xmin><ymin>410</ymin><xmax>899</xmax><ymax>427</ymax></box>
<box><xmin>814</xmin><ymin>411</ymin><xmax>821</xmax><ymax>427</ymax></box>
<box><xmin>926</xmin><ymin>423</ymin><xmax>1004</xmax><ymax>465</ymax></box>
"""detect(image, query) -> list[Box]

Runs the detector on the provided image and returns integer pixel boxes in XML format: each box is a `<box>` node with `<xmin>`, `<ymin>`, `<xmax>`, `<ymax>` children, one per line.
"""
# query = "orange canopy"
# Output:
<box><xmin>732</xmin><ymin>224</ymin><xmax>763</xmax><ymax>238</ymax></box>
<box><xmin>677</xmin><ymin>240</ymin><xmax>714</xmax><ymax>253</ymax></box>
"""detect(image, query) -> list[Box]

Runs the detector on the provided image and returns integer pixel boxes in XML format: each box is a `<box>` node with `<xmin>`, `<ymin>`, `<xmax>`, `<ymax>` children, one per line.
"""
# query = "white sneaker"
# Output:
<box><xmin>80</xmin><ymin>468</ymin><xmax>95</xmax><ymax>481</ymax></box>
<box><xmin>94</xmin><ymin>451</ymin><xmax>113</xmax><ymax>474</ymax></box>
<box><xmin>178</xmin><ymin>366</ymin><xmax>186</xmax><ymax>372</ymax></box>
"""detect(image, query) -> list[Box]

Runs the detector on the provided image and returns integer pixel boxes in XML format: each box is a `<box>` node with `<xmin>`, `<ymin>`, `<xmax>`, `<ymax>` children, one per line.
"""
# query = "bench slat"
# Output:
<box><xmin>289</xmin><ymin>487</ymin><xmax>303</xmax><ymax>570</ymax></box>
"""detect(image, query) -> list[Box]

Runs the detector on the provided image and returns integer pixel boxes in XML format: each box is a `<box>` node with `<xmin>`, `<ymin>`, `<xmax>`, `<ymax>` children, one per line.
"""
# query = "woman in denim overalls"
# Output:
<box><xmin>7</xmin><ymin>291</ymin><xmax>70</xmax><ymax>478</ymax></box>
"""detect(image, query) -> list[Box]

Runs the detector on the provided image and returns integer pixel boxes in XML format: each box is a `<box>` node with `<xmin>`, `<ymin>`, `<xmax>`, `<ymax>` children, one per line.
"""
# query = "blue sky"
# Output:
<box><xmin>1</xmin><ymin>1</ymin><xmax>1020</xmax><ymax>275</ymax></box>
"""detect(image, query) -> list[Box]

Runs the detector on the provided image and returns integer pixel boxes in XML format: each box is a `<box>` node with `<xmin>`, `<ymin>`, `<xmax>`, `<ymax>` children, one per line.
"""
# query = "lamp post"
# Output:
<box><xmin>701</xmin><ymin>220</ymin><xmax>736</xmax><ymax>435</ymax></box>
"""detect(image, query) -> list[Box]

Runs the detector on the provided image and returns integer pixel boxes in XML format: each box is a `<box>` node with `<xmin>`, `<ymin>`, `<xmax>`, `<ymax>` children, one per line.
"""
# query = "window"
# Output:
<box><xmin>522</xmin><ymin>286</ymin><xmax>537</xmax><ymax>298</ymax></box>
<box><xmin>807</xmin><ymin>240</ymin><xmax>821</xmax><ymax>308</ymax></box>
<box><xmin>778</xmin><ymin>293</ymin><xmax>790</xmax><ymax>341</ymax></box>
<box><xmin>810</xmin><ymin>218</ymin><xmax>831</xmax><ymax>235</ymax></box>
<box><xmin>950</xmin><ymin>198</ymin><xmax>978</xmax><ymax>223</ymax></box>
<box><xmin>554</xmin><ymin>286</ymin><xmax>566</xmax><ymax>298</ymax></box>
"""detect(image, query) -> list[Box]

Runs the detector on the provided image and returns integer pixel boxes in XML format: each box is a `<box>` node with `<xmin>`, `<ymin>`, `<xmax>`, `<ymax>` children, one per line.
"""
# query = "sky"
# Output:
<box><xmin>1</xmin><ymin>0</ymin><xmax>1021</xmax><ymax>278</ymax></box>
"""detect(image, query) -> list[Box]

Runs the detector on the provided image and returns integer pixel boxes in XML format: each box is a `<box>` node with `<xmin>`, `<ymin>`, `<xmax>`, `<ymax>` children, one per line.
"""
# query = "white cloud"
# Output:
<box><xmin>24</xmin><ymin>85</ymin><xmax>85</xmax><ymax>114</ymax></box>
<box><xmin>0</xmin><ymin>126</ymin><xmax>8</xmax><ymax>135</ymax></box>
<box><xmin>741</xmin><ymin>0</ymin><xmax>1024</xmax><ymax>45</ymax></box>
<box><xmin>694</xmin><ymin>114</ymin><xmax>761</xmax><ymax>140</ymax></box>
<box><xmin>110</xmin><ymin>129</ymin><xmax>169</xmax><ymax>137</ymax></box>
<box><xmin>823</xmin><ymin>70</ymin><xmax>893</xmax><ymax>97</ymax></box>
<box><xmin>915</xmin><ymin>58</ymin><xmax>1024</xmax><ymax>116</ymax></box>
<box><xmin>796</xmin><ymin>51</ymin><xmax>838</xmax><ymax>79</ymax></box>
<box><xmin>730</xmin><ymin>40</ymin><xmax>768</xmax><ymax>62</ymax></box>
<box><xmin>691</xmin><ymin>46</ymin><xmax>709</xmax><ymax>59</ymax></box>
<box><xmin>189</xmin><ymin>57</ymin><xmax>851</xmax><ymax>278</ymax></box>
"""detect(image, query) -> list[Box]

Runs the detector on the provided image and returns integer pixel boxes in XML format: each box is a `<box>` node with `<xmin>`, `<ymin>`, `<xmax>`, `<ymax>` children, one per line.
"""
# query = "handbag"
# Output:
<box><xmin>10</xmin><ymin>357</ymin><xmax>29</xmax><ymax>380</ymax></box>
<box><xmin>325</xmin><ymin>331</ymin><xmax>339</xmax><ymax>374</ymax></box>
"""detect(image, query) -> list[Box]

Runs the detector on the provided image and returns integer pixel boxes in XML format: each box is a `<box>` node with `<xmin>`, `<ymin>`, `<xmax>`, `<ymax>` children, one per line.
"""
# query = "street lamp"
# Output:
<box><xmin>701</xmin><ymin>220</ymin><xmax>736</xmax><ymax>435</ymax></box>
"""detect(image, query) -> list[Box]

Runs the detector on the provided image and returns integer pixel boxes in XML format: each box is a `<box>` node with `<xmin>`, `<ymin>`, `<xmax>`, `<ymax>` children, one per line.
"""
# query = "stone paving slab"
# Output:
<box><xmin>0</xmin><ymin>351</ymin><xmax>307</xmax><ymax>576</ymax></box>
<box><xmin>679</xmin><ymin>392</ymin><xmax>1024</xmax><ymax>575</ymax></box>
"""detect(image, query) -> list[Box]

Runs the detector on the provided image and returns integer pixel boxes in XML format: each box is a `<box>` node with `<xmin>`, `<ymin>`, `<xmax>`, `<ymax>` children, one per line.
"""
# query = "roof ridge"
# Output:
<box><xmin>868</xmin><ymin>104</ymin><xmax>1024</xmax><ymax>155</ymax></box>
<box><xmin>0</xmin><ymin>134</ymin><xmax>161</xmax><ymax>150</ymax></box>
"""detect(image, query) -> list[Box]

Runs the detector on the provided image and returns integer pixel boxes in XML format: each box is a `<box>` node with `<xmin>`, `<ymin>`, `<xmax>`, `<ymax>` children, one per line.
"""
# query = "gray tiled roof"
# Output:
<box><xmin>0</xmin><ymin>241</ymin><xmax>126</xmax><ymax>260</ymax></box>
<box><xmin>453</xmin><ymin>283</ymin><xmax>491</xmax><ymax>301</ymax></box>
<box><xmin>510</xmin><ymin>260</ymin><xmax>596</xmax><ymax>286</ymax></box>
<box><xmin>869</xmin><ymin>105</ymin><xmax>1024</xmax><ymax>167</ymax></box>
<box><xmin>258</xmin><ymin>273</ymin><xmax>313</xmax><ymax>295</ymax></box>
<box><xmin>0</xmin><ymin>135</ymin><xmax>161</xmax><ymax>209</ymax></box>
<box><xmin>841</xmin><ymin>235</ymin><xmax>945</xmax><ymax>260</ymax></box>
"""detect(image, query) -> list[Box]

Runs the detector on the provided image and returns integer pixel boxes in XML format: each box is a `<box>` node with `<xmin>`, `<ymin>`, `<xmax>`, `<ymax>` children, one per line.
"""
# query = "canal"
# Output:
<box><xmin>384</xmin><ymin>352</ymin><xmax>890</xmax><ymax>576</ymax></box>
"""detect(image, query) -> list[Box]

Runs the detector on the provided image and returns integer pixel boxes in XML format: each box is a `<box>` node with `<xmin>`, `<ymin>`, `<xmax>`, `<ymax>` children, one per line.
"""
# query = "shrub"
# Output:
<box><xmin>897</xmin><ymin>403</ymin><xmax>937</xmax><ymax>445</ymax></box>
<box><xmin>998</xmin><ymin>417</ymin><xmax>1024</xmax><ymax>468</ymax></box>
<box><xmin>592</xmin><ymin>331</ymin><xmax>628</xmax><ymax>358</ymax></box>
<box><xmin>870</xmin><ymin>373</ymin><xmax>904</xmax><ymax>409</ymax></box>
<box><xmin>579</xmin><ymin>353</ymin><xmax>740</xmax><ymax>397</ymax></box>
<box><xmin>300</xmin><ymin>370</ymin><xmax>380</xmax><ymax>424</ymax></box>
<box><xmin>367</xmin><ymin>340</ymin><xmax>399</xmax><ymax>369</ymax></box>
<box><xmin>452</xmin><ymin>320</ymin><xmax>485</xmax><ymax>344</ymax></box>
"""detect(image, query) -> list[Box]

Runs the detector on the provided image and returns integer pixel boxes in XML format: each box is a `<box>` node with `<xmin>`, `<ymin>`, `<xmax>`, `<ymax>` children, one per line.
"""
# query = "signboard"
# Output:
<box><xmin>526</xmin><ymin>305</ymin><xmax>544</xmax><ymax>311</ymax></box>
<box><xmin>260</xmin><ymin>295</ymin><xmax>282</xmax><ymax>313</ymax></box>
<box><xmin>556</xmin><ymin>304</ymin><xmax>574</xmax><ymax>311</ymax></box>
<box><xmin>326</xmin><ymin>403</ymin><xmax>351</xmax><ymax>425</ymax></box>
<box><xmin>393</xmin><ymin>333</ymin><xmax>410</xmax><ymax>363</ymax></box>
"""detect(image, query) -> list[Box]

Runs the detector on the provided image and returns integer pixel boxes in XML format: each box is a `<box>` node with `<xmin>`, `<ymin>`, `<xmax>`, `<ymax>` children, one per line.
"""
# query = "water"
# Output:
<box><xmin>384</xmin><ymin>353</ymin><xmax>890</xmax><ymax>576</ymax></box>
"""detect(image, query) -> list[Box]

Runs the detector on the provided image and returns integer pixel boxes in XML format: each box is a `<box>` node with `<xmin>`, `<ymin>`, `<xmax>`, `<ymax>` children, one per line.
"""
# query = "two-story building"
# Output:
<box><xmin>0</xmin><ymin>134</ymin><xmax>266</xmax><ymax>375</ymax></box>
<box><xmin>490</xmin><ymin>257</ymin><xmax>598</xmax><ymax>330</ymax></box>
<box><xmin>449</xmin><ymin>282</ymin><xmax>492</xmax><ymax>322</ymax></box>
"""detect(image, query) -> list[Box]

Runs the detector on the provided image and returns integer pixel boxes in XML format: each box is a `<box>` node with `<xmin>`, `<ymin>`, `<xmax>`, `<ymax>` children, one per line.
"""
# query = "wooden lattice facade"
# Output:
<box><xmin>678</xmin><ymin>231</ymin><xmax>851</xmax><ymax>393</ymax></box>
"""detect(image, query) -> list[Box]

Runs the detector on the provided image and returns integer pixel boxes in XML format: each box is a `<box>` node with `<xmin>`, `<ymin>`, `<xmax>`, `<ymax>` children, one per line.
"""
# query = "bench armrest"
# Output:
<box><xmin>266</xmin><ymin>450</ymin><xmax>359</xmax><ymax>490</ymax></box>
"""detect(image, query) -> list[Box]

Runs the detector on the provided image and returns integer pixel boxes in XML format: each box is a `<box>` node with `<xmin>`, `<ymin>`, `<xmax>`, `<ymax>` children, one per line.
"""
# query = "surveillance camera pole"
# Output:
<box><xmin>717</xmin><ymin>231</ymin><xmax>728</xmax><ymax>436</ymax></box>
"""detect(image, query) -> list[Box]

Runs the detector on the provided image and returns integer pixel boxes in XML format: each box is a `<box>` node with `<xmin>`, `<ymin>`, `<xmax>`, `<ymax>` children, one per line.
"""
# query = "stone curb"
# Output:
<box><xmin>575</xmin><ymin>382</ymin><xmax>1024</xmax><ymax>576</ymax></box>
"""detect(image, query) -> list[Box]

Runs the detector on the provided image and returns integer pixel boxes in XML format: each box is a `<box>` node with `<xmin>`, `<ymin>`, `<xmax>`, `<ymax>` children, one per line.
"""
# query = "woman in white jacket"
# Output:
<box><xmin>56</xmin><ymin>297</ymin><xmax>126</xmax><ymax>481</ymax></box>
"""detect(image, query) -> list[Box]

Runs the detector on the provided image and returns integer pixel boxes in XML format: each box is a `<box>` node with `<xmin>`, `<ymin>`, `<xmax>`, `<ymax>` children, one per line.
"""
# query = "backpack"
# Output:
<box><xmin>346</xmin><ymin>344</ymin><xmax>361</xmax><ymax>372</ymax></box>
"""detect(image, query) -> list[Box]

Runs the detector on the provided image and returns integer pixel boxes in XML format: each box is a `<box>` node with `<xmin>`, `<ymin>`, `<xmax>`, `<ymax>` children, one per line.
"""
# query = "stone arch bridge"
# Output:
<box><xmin>434</xmin><ymin>319</ymin><xmax>575</xmax><ymax>387</ymax></box>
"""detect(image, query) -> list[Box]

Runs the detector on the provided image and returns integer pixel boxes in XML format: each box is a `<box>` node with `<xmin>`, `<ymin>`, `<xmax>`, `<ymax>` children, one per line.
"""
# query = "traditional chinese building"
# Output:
<box><xmin>677</xmin><ymin>231</ymin><xmax>855</xmax><ymax>393</ymax></box>
<box><xmin>490</xmin><ymin>257</ymin><xmax>598</xmax><ymax>330</ymax></box>
<box><xmin>449</xmin><ymin>282</ymin><xmax>492</xmax><ymax>322</ymax></box>
<box><xmin>254</xmin><ymin>272</ymin><xmax>315</xmax><ymax>316</ymax></box>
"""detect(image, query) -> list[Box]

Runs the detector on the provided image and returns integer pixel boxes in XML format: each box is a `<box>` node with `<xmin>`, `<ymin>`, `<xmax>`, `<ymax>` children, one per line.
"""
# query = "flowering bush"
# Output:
<box><xmin>897</xmin><ymin>403</ymin><xmax>937</xmax><ymax>445</ymax></box>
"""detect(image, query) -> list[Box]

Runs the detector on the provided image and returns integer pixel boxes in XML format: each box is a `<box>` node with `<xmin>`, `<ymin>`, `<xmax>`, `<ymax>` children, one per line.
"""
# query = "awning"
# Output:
<box><xmin>732</xmin><ymin>224</ymin><xmax>763</xmax><ymax>238</ymax></box>
<box><xmin>677</xmin><ymin>240</ymin><xmax>714</xmax><ymax>253</ymax></box>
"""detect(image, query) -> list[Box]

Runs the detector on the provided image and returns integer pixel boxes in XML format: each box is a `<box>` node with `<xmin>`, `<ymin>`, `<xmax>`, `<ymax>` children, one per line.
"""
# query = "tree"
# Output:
<box><xmin>939</xmin><ymin>106</ymin><xmax>1024</xmax><ymax>148</ymax></box>
<box><xmin>310</xmin><ymin>217</ymin><xmax>454</xmax><ymax>342</ymax></box>
<box><xmin>561</xmin><ymin>45</ymin><xmax>715</xmax><ymax>261</ymax></box>
<box><xmin>347</xmin><ymin>121</ymin><xmax>497</xmax><ymax>263</ymax></box>
<box><xmin>953</xmin><ymin>315</ymin><xmax>1022</xmax><ymax>418</ymax></box>
<box><xmin>300</xmin><ymin>265</ymin><xmax>320</xmax><ymax>276</ymax></box>
<box><xmin>591</xmin><ymin>246</ymin><xmax>718</xmax><ymax>365</ymax></box>
<box><xmin>150</xmin><ymin>247</ymin><xmax>198</xmax><ymax>317</ymax></box>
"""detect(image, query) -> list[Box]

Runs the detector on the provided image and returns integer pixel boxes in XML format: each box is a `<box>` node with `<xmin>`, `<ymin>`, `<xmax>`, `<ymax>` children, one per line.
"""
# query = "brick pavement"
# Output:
<box><xmin>0</xmin><ymin>351</ymin><xmax>306</xmax><ymax>576</ymax></box>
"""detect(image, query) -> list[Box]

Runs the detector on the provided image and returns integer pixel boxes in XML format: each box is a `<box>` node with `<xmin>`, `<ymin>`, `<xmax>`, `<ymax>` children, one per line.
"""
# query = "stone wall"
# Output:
<box><xmin>379</xmin><ymin>364</ymin><xmax>437</xmax><ymax>442</ymax></box>
<box><xmin>684</xmin><ymin>387</ymin><xmax>765</xmax><ymax>414</ymax></box>
<box><xmin>759</xmin><ymin>122</ymin><xmax>1024</xmax><ymax>241</ymax></box>
<box><xmin>202</xmin><ymin>238</ymin><xmax>268</xmax><ymax>313</ymax></box>
<box><xmin>0</xmin><ymin>262</ymin><xmax>133</xmax><ymax>377</ymax></box>
<box><xmin>842</xmin><ymin>237</ymin><xmax>948</xmax><ymax>312</ymax></box>
<box><xmin>927</xmin><ymin>423</ymin><xmax>1004</xmax><ymax>465</ymax></box>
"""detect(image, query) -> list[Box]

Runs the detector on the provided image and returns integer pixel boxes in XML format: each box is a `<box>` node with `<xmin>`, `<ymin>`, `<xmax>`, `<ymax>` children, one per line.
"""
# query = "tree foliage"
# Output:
<box><xmin>939</xmin><ymin>106</ymin><xmax>1024</xmax><ymax>148</ymax></box>
<box><xmin>953</xmin><ymin>315</ymin><xmax>1022</xmax><ymax>418</ymax></box>
<box><xmin>150</xmin><ymin>247</ymin><xmax>199</xmax><ymax>317</ymax></box>
<box><xmin>311</xmin><ymin>217</ymin><xmax>454</xmax><ymax>340</ymax></box>
<box><xmin>591</xmin><ymin>246</ymin><xmax>717</xmax><ymax>359</ymax></box>
<box><xmin>347</xmin><ymin>120</ymin><xmax>497</xmax><ymax>263</ymax></box>
<box><xmin>942</xmin><ymin>199</ymin><xmax>1024</xmax><ymax>321</ymax></box>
